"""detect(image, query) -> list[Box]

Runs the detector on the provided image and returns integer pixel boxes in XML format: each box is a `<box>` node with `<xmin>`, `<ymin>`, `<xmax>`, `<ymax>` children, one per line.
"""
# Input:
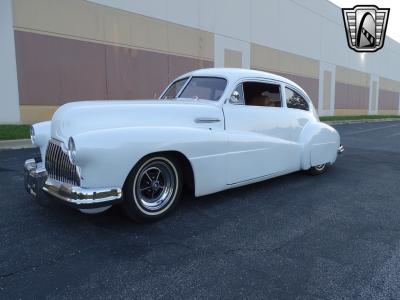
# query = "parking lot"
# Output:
<box><xmin>1</xmin><ymin>121</ymin><xmax>400</xmax><ymax>299</ymax></box>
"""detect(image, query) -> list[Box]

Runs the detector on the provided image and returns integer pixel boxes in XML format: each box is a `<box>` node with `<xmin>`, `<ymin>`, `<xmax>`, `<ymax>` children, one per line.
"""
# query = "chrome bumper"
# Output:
<box><xmin>24</xmin><ymin>159</ymin><xmax>122</xmax><ymax>209</ymax></box>
<box><xmin>338</xmin><ymin>144</ymin><xmax>344</xmax><ymax>154</ymax></box>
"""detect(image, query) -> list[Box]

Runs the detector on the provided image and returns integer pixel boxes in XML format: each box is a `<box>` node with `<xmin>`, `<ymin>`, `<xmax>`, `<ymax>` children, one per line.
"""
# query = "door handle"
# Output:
<box><xmin>194</xmin><ymin>117</ymin><xmax>221</xmax><ymax>124</ymax></box>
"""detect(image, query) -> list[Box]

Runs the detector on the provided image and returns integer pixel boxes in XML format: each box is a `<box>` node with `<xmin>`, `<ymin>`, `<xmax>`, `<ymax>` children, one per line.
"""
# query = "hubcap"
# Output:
<box><xmin>135</xmin><ymin>160</ymin><xmax>176</xmax><ymax>211</ymax></box>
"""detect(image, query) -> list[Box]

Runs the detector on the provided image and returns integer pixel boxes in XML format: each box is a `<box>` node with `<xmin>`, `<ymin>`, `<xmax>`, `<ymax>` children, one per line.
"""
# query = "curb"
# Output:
<box><xmin>324</xmin><ymin>118</ymin><xmax>400</xmax><ymax>125</ymax></box>
<box><xmin>0</xmin><ymin>139</ymin><xmax>35</xmax><ymax>150</ymax></box>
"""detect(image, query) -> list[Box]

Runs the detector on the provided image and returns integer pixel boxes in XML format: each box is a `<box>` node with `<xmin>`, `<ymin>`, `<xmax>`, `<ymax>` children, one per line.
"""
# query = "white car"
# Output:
<box><xmin>25</xmin><ymin>68</ymin><xmax>343</xmax><ymax>222</ymax></box>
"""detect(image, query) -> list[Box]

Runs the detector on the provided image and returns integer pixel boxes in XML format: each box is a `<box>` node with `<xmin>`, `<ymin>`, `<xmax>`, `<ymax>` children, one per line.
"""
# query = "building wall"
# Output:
<box><xmin>334</xmin><ymin>66</ymin><xmax>370</xmax><ymax>115</ymax></box>
<box><xmin>13</xmin><ymin>0</ymin><xmax>213</xmax><ymax>123</ymax></box>
<box><xmin>2</xmin><ymin>0</ymin><xmax>400</xmax><ymax>123</ymax></box>
<box><xmin>0</xmin><ymin>0</ymin><xmax>20</xmax><ymax>123</ymax></box>
<box><xmin>378</xmin><ymin>77</ymin><xmax>400</xmax><ymax>115</ymax></box>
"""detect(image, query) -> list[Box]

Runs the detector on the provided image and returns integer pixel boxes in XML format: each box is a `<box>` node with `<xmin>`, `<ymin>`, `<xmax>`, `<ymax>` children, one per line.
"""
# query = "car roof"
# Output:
<box><xmin>179</xmin><ymin>68</ymin><xmax>305</xmax><ymax>93</ymax></box>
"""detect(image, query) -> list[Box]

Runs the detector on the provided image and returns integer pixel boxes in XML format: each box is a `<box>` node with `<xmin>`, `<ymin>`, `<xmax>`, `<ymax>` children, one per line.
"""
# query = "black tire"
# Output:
<box><xmin>123</xmin><ymin>155</ymin><xmax>182</xmax><ymax>222</ymax></box>
<box><xmin>308</xmin><ymin>163</ymin><xmax>329</xmax><ymax>175</ymax></box>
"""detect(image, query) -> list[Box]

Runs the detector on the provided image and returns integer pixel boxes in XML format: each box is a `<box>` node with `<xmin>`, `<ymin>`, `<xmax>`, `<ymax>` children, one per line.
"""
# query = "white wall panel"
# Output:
<box><xmin>0</xmin><ymin>0</ymin><xmax>20</xmax><ymax>123</ymax></box>
<box><xmin>369</xmin><ymin>75</ymin><xmax>380</xmax><ymax>114</ymax></box>
<box><xmin>212</xmin><ymin>0</ymin><xmax>251</xmax><ymax>42</ymax></box>
<box><xmin>167</xmin><ymin>0</ymin><xmax>199</xmax><ymax>28</ymax></box>
<box><xmin>318</xmin><ymin>62</ymin><xmax>336</xmax><ymax>116</ymax></box>
<box><xmin>214</xmin><ymin>35</ymin><xmax>250</xmax><ymax>69</ymax></box>
<box><xmin>251</xmin><ymin>0</ymin><xmax>281</xmax><ymax>49</ymax></box>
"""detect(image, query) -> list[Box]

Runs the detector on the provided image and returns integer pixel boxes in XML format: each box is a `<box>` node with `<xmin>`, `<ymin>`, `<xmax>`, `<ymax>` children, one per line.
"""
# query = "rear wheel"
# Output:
<box><xmin>123</xmin><ymin>155</ymin><xmax>182</xmax><ymax>222</ymax></box>
<box><xmin>308</xmin><ymin>163</ymin><xmax>328</xmax><ymax>175</ymax></box>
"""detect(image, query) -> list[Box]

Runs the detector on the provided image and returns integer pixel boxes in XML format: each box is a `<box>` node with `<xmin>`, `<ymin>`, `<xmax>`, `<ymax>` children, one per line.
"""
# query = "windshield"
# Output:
<box><xmin>162</xmin><ymin>77</ymin><xmax>188</xmax><ymax>99</ymax></box>
<box><xmin>162</xmin><ymin>77</ymin><xmax>227</xmax><ymax>101</ymax></box>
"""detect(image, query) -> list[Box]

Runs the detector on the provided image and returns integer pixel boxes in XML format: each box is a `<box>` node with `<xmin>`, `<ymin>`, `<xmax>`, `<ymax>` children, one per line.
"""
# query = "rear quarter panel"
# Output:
<box><xmin>299</xmin><ymin>122</ymin><xmax>340</xmax><ymax>169</ymax></box>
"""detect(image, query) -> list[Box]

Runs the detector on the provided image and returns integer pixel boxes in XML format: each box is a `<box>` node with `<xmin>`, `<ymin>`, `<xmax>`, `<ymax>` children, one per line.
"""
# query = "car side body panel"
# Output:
<box><xmin>223</xmin><ymin>105</ymin><xmax>302</xmax><ymax>184</ymax></box>
<box><xmin>72</xmin><ymin>126</ymin><xmax>228</xmax><ymax>197</ymax></box>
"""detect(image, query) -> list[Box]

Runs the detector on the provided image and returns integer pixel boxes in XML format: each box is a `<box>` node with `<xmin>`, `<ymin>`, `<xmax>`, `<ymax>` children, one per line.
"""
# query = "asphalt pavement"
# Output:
<box><xmin>1</xmin><ymin>121</ymin><xmax>400</xmax><ymax>299</ymax></box>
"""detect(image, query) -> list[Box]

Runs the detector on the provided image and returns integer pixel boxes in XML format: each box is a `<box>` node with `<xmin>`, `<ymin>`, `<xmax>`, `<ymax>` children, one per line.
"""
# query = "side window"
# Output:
<box><xmin>242</xmin><ymin>82</ymin><xmax>282</xmax><ymax>107</ymax></box>
<box><xmin>285</xmin><ymin>87</ymin><xmax>309</xmax><ymax>111</ymax></box>
<box><xmin>230</xmin><ymin>83</ymin><xmax>245</xmax><ymax>105</ymax></box>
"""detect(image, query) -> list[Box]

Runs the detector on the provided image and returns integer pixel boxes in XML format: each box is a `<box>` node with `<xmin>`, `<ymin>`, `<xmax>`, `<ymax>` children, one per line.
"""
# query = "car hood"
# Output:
<box><xmin>50</xmin><ymin>99</ymin><xmax>223</xmax><ymax>143</ymax></box>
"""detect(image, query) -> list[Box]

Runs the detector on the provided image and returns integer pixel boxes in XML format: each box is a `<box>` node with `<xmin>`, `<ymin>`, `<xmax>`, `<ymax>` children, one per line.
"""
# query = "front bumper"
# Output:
<box><xmin>24</xmin><ymin>159</ymin><xmax>122</xmax><ymax>209</ymax></box>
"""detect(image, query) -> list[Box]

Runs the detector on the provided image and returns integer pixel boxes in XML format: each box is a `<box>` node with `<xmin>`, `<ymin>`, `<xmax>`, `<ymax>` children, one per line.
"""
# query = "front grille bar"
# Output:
<box><xmin>45</xmin><ymin>139</ymin><xmax>80</xmax><ymax>186</ymax></box>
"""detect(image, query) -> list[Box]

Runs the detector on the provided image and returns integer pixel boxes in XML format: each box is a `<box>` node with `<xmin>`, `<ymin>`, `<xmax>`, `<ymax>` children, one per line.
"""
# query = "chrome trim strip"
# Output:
<box><xmin>194</xmin><ymin>117</ymin><xmax>221</xmax><ymax>123</ymax></box>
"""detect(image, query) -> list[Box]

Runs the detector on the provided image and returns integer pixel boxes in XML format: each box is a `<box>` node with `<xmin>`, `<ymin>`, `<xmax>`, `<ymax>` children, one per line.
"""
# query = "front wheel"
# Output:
<box><xmin>123</xmin><ymin>155</ymin><xmax>182</xmax><ymax>222</ymax></box>
<box><xmin>308</xmin><ymin>163</ymin><xmax>329</xmax><ymax>175</ymax></box>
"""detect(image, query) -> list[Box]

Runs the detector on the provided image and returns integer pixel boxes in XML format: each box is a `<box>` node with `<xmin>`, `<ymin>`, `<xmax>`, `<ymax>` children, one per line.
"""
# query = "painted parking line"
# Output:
<box><xmin>386</xmin><ymin>131</ymin><xmax>400</xmax><ymax>137</ymax></box>
<box><xmin>345</xmin><ymin>123</ymin><xmax>400</xmax><ymax>135</ymax></box>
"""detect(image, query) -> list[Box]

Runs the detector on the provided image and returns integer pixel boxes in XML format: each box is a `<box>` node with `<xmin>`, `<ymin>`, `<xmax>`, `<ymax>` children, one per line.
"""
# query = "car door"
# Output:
<box><xmin>223</xmin><ymin>79</ymin><xmax>301</xmax><ymax>184</ymax></box>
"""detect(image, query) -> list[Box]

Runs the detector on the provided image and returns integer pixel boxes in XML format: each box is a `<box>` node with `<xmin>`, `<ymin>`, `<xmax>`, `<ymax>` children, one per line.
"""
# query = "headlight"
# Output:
<box><xmin>68</xmin><ymin>137</ymin><xmax>77</xmax><ymax>165</ymax></box>
<box><xmin>30</xmin><ymin>126</ymin><xmax>35</xmax><ymax>145</ymax></box>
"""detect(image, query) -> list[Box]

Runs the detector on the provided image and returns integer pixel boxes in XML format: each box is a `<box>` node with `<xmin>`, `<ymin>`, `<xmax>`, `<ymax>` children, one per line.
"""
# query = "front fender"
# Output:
<box><xmin>72</xmin><ymin>127</ymin><xmax>228</xmax><ymax>195</ymax></box>
<box><xmin>299</xmin><ymin>122</ymin><xmax>340</xmax><ymax>170</ymax></box>
<box><xmin>32</xmin><ymin>121</ymin><xmax>51</xmax><ymax>161</ymax></box>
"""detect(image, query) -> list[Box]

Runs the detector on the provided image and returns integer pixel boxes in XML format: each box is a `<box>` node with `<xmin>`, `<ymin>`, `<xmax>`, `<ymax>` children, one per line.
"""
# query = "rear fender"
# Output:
<box><xmin>299</xmin><ymin>122</ymin><xmax>340</xmax><ymax>170</ymax></box>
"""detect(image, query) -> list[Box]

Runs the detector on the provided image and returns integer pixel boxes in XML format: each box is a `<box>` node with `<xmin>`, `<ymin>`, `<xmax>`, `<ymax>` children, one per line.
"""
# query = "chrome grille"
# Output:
<box><xmin>45</xmin><ymin>140</ymin><xmax>80</xmax><ymax>186</ymax></box>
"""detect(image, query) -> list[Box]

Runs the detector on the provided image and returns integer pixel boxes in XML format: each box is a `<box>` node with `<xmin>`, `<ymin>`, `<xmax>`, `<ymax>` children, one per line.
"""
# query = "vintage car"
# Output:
<box><xmin>25</xmin><ymin>68</ymin><xmax>343</xmax><ymax>222</ymax></box>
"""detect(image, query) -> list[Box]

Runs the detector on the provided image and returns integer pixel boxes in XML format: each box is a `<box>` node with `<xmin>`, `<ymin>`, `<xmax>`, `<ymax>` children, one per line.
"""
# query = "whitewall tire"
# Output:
<box><xmin>123</xmin><ymin>155</ymin><xmax>182</xmax><ymax>222</ymax></box>
<box><xmin>308</xmin><ymin>163</ymin><xmax>329</xmax><ymax>175</ymax></box>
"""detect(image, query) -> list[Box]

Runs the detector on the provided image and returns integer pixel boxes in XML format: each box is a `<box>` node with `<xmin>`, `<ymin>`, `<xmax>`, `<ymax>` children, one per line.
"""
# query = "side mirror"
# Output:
<box><xmin>230</xmin><ymin>90</ymin><xmax>240</xmax><ymax>104</ymax></box>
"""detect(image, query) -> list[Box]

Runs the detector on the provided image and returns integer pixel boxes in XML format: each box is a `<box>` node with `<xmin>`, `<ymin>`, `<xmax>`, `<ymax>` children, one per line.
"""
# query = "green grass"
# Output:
<box><xmin>0</xmin><ymin>125</ymin><xmax>31</xmax><ymax>141</ymax></box>
<box><xmin>320</xmin><ymin>115</ymin><xmax>400</xmax><ymax>122</ymax></box>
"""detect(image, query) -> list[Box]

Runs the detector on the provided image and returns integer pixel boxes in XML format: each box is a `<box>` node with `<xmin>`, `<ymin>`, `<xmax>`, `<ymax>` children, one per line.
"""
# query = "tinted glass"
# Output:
<box><xmin>285</xmin><ymin>87</ymin><xmax>309</xmax><ymax>111</ymax></box>
<box><xmin>243</xmin><ymin>82</ymin><xmax>282</xmax><ymax>107</ymax></box>
<box><xmin>162</xmin><ymin>78</ymin><xmax>188</xmax><ymax>99</ymax></box>
<box><xmin>180</xmin><ymin>77</ymin><xmax>227</xmax><ymax>101</ymax></box>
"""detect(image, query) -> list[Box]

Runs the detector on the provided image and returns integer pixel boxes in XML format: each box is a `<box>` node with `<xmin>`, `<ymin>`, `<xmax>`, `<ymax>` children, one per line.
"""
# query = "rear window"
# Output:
<box><xmin>285</xmin><ymin>87</ymin><xmax>309</xmax><ymax>111</ymax></box>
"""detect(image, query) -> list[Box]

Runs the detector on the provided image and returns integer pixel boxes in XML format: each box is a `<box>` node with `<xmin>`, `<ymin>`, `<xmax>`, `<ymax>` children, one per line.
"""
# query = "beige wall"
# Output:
<box><xmin>20</xmin><ymin>105</ymin><xmax>58</xmax><ymax>124</ymax></box>
<box><xmin>335</xmin><ymin>65</ymin><xmax>371</xmax><ymax>113</ymax></box>
<box><xmin>13</xmin><ymin>0</ymin><xmax>214</xmax><ymax>61</ymax></box>
<box><xmin>251</xmin><ymin>43</ymin><xmax>319</xmax><ymax>79</ymax></box>
<box><xmin>13</xmin><ymin>0</ymin><xmax>215</xmax><ymax>123</ymax></box>
<box><xmin>380</xmin><ymin>77</ymin><xmax>400</xmax><ymax>93</ymax></box>
<box><xmin>224</xmin><ymin>49</ymin><xmax>242</xmax><ymax>68</ymax></box>
<box><xmin>335</xmin><ymin>66</ymin><xmax>370</xmax><ymax>88</ymax></box>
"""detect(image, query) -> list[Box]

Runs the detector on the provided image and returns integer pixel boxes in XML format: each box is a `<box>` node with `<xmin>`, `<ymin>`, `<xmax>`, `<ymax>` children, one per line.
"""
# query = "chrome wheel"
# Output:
<box><xmin>134</xmin><ymin>159</ymin><xmax>177</xmax><ymax>212</ymax></box>
<box><xmin>314</xmin><ymin>164</ymin><xmax>326</xmax><ymax>171</ymax></box>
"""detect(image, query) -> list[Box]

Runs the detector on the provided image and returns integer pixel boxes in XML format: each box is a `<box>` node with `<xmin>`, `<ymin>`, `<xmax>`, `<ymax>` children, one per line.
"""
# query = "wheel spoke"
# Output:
<box><xmin>155</xmin><ymin>169</ymin><xmax>161</xmax><ymax>181</ymax></box>
<box><xmin>145</xmin><ymin>171</ymin><xmax>152</xmax><ymax>181</ymax></box>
